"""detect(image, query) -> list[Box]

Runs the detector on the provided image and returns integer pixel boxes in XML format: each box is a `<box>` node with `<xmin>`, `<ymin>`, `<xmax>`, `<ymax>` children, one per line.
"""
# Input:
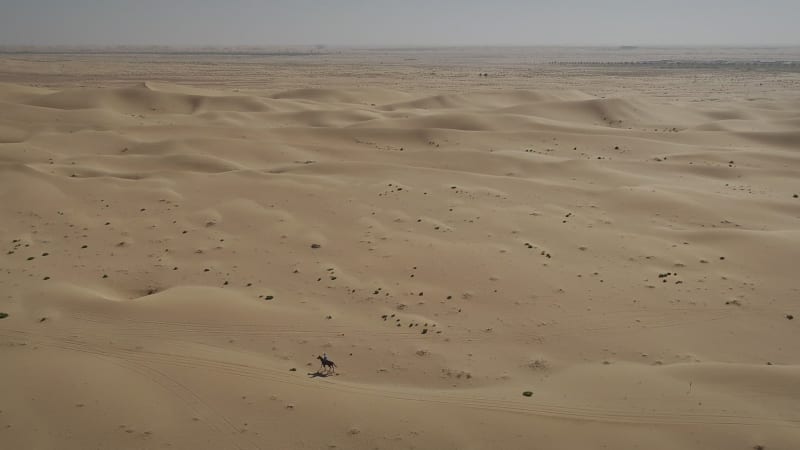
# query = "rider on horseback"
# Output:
<box><xmin>317</xmin><ymin>353</ymin><xmax>336</xmax><ymax>373</ymax></box>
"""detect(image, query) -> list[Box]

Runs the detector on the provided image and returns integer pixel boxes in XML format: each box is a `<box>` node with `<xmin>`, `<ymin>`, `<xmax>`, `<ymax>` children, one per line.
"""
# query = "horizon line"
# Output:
<box><xmin>2</xmin><ymin>43</ymin><xmax>800</xmax><ymax>50</ymax></box>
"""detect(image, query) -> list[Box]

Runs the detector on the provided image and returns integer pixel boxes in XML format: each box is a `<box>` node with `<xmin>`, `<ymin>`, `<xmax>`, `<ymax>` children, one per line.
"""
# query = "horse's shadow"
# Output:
<box><xmin>307</xmin><ymin>371</ymin><xmax>332</xmax><ymax>378</ymax></box>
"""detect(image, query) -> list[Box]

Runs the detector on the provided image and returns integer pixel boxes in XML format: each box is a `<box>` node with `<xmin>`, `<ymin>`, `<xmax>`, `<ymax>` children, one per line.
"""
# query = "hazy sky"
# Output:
<box><xmin>1</xmin><ymin>0</ymin><xmax>798</xmax><ymax>47</ymax></box>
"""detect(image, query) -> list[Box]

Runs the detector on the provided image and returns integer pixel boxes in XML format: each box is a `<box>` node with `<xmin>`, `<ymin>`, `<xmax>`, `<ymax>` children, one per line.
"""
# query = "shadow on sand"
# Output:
<box><xmin>307</xmin><ymin>371</ymin><xmax>332</xmax><ymax>378</ymax></box>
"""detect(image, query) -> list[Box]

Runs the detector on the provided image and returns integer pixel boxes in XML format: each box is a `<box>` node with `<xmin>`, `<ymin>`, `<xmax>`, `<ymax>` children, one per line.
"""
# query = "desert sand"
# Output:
<box><xmin>1</xmin><ymin>47</ymin><xmax>799</xmax><ymax>450</ymax></box>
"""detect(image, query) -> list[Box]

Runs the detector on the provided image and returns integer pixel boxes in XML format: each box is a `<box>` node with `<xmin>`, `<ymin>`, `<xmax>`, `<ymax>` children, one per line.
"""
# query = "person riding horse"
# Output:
<box><xmin>317</xmin><ymin>353</ymin><xmax>336</xmax><ymax>374</ymax></box>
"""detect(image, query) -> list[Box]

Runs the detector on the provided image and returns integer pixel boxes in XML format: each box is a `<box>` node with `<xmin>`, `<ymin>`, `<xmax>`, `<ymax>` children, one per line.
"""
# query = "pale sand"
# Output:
<box><xmin>1</xmin><ymin>48</ymin><xmax>799</xmax><ymax>450</ymax></box>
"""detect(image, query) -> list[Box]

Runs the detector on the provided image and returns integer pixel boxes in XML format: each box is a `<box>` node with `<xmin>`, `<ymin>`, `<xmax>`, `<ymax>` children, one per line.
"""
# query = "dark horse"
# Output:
<box><xmin>317</xmin><ymin>355</ymin><xmax>336</xmax><ymax>374</ymax></box>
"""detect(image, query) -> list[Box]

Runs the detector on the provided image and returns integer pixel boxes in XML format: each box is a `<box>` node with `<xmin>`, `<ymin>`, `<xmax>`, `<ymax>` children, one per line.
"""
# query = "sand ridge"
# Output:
<box><xmin>1</xmin><ymin>69</ymin><xmax>799</xmax><ymax>449</ymax></box>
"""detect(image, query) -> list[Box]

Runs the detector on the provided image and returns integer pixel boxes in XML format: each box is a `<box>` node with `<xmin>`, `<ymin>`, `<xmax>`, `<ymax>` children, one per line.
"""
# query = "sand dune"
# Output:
<box><xmin>1</xmin><ymin>61</ymin><xmax>800</xmax><ymax>450</ymax></box>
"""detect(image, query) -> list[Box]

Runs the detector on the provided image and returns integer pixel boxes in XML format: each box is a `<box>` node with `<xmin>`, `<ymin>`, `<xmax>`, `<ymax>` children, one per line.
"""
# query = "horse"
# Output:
<box><xmin>317</xmin><ymin>355</ymin><xmax>336</xmax><ymax>374</ymax></box>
